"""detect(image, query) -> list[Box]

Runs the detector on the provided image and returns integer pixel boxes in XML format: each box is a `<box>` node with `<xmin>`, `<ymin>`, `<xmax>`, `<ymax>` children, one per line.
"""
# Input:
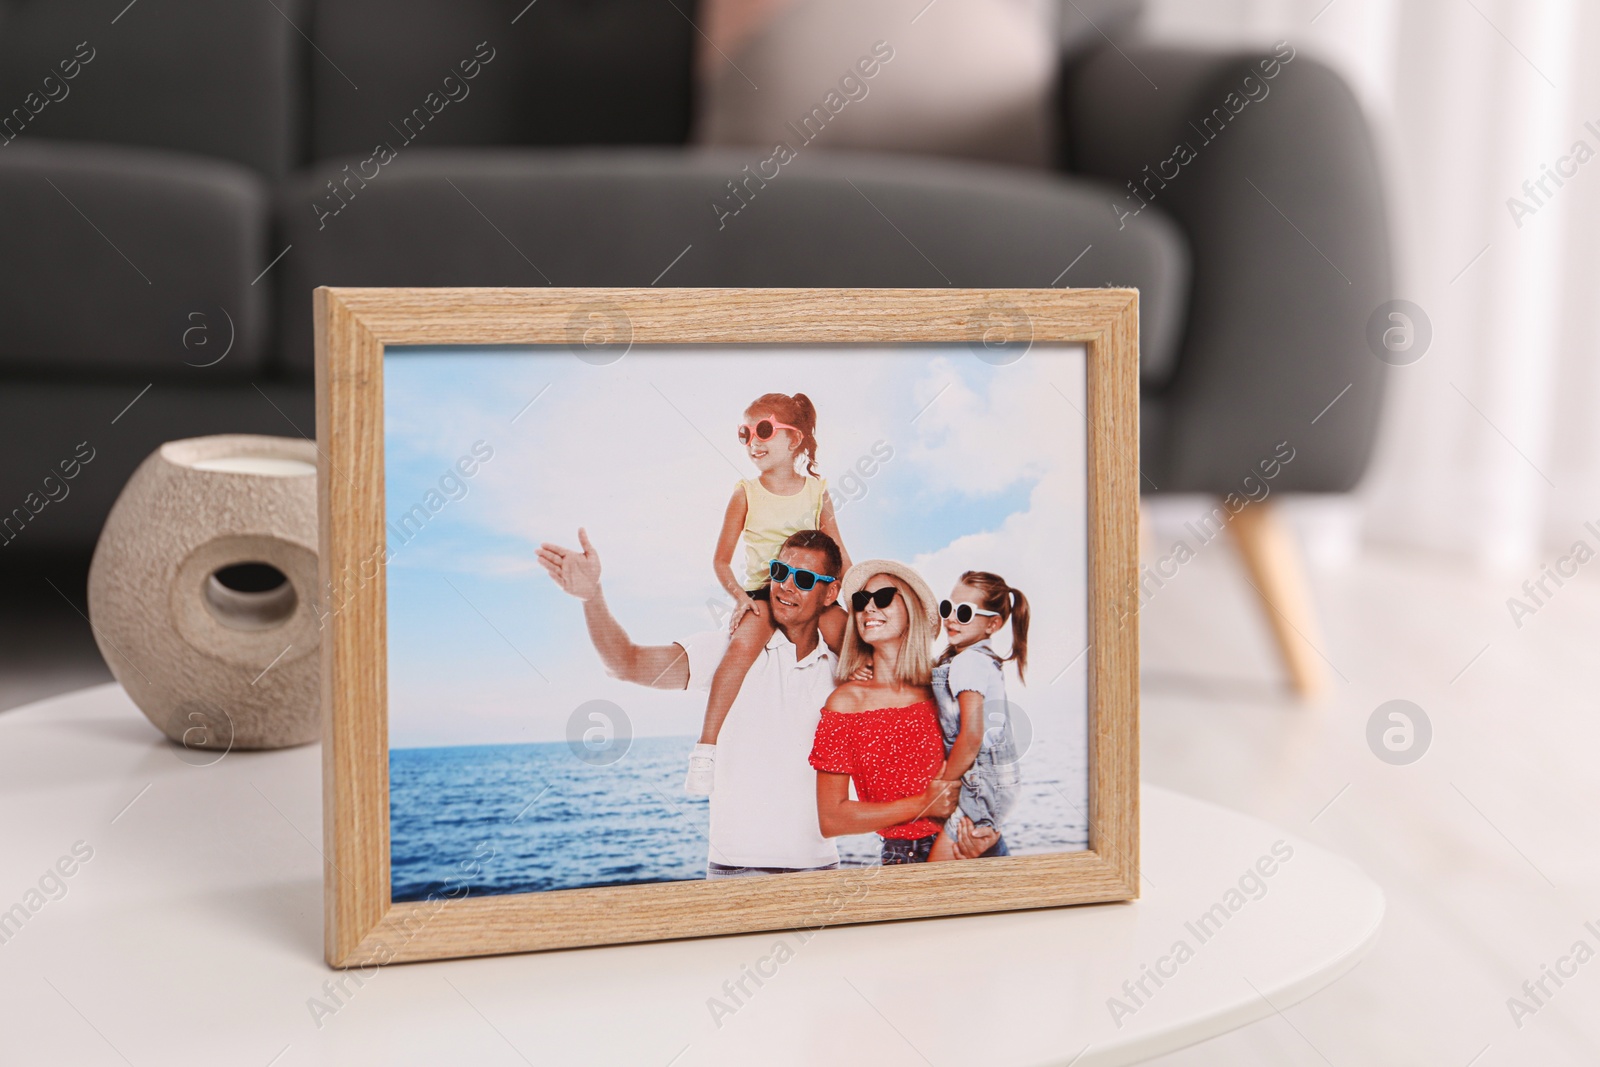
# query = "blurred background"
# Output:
<box><xmin>4</xmin><ymin>0</ymin><xmax>1599</xmax><ymax>1061</ymax></box>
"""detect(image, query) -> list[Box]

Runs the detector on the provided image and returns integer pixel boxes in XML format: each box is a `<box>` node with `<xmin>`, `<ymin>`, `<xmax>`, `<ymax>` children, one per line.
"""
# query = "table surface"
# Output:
<box><xmin>0</xmin><ymin>685</ymin><xmax>1383</xmax><ymax>1067</ymax></box>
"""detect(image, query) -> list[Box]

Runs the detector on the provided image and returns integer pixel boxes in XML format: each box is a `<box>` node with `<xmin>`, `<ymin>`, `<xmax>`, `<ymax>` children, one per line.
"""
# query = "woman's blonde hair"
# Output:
<box><xmin>835</xmin><ymin>574</ymin><xmax>935</xmax><ymax>687</ymax></box>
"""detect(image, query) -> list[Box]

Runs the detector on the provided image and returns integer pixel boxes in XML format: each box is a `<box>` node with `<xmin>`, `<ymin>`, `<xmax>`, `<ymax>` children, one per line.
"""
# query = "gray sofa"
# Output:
<box><xmin>0</xmin><ymin>0</ymin><xmax>1390</xmax><ymax>559</ymax></box>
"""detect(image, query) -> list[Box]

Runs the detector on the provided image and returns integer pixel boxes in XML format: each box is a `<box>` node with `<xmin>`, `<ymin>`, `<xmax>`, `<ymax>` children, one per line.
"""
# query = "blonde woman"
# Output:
<box><xmin>809</xmin><ymin>560</ymin><xmax>959</xmax><ymax>864</ymax></box>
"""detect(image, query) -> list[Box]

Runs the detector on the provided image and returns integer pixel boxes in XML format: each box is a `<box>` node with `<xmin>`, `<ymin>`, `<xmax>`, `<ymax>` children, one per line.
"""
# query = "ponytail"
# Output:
<box><xmin>958</xmin><ymin>570</ymin><xmax>1030</xmax><ymax>683</ymax></box>
<box><xmin>792</xmin><ymin>393</ymin><xmax>819</xmax><ymax>476</ymax></box>
<box><xmin>1005</xmin><ymin>586</ymin><xmax>1030</xmax><ymax>684</ymax></box>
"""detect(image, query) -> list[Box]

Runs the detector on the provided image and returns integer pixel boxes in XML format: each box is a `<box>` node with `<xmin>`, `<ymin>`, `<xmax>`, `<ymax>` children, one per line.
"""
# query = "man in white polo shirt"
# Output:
<box><xmin>537</xmin><ymin>527</ymin><xmax>956</xmax><ymax>878</ymax></box>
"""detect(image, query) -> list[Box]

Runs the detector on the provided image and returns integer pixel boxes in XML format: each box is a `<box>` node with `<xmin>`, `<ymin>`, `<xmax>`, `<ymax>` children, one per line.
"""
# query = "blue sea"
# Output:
<box><xmin>390</xmin><ymin>735</ymin><xmax>1088</xmax><ymax>901</ymax></box>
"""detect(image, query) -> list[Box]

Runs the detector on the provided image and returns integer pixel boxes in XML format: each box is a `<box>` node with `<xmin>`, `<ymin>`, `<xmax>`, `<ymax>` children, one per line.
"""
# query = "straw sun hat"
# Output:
<box><xmin>837</xmin><ymin>559</ymin><xmax>938</xmax><ymax>627</ymax></box>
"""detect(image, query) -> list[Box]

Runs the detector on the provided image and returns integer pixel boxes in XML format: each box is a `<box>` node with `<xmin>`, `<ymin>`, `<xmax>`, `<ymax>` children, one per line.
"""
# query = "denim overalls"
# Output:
<box><xmin>931</xmin><ymin>640</ymin><xmax>1021</xmax><ymax>842</ymax></box>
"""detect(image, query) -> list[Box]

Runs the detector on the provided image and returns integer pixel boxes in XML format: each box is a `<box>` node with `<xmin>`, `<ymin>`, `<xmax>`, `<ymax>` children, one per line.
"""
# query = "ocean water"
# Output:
<box><xmin>390</xmin><ymin>734</ymin><xmax>1088</xmax><ymax>901</ymax></box>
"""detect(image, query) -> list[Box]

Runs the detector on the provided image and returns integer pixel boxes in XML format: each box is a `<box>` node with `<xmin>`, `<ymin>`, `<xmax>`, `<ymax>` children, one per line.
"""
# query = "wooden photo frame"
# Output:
<box><xmin>316</xmin><ymin>287</ymin><xmax>1139</xmax><ymax>967</ymax></box>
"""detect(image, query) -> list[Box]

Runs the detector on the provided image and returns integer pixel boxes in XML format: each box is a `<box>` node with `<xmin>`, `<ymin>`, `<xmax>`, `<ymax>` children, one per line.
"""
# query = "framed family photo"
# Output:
<box><xmin>316</xmin><ymin>287</ymin><xmax>1139</xmax><ymax>966</ymax></box>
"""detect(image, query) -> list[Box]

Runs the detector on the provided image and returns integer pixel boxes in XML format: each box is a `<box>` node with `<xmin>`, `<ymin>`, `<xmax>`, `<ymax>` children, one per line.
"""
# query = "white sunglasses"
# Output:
<box><xmin>939</xmin><ymin>599</ymin><xmax>999</xmax><ymax>624</ymax></box>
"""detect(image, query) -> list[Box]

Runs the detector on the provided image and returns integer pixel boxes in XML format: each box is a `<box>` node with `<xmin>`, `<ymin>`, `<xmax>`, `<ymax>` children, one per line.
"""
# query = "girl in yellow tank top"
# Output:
<box><xmin>684</xmin><ymin>392</ymin><xmax>852</xmax><ymax>796</ymax></box>
<box><xmin>736</xmin><ymin>474</ymin><xmax>828</xmax><ymax>590</ymax></box>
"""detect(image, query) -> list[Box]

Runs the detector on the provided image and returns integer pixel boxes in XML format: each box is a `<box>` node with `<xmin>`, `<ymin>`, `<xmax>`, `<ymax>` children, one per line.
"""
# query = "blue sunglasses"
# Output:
<box><xmin>768</xmin><ymin>559</ymin><xmax>836</xmax><ymax>591</ymax></box>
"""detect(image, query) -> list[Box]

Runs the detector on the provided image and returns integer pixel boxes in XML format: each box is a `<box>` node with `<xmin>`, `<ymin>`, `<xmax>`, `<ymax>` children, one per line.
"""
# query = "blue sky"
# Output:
<box><xmin>384</xmin><ymin>343</ymin><xmax>1087</xmax><ymax>748</ymax></box>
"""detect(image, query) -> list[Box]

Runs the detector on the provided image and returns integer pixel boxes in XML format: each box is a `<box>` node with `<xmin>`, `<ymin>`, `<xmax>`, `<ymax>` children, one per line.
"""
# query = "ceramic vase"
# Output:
<box><xmin>87</xmin><ymin>434</ymin><xmax>320</xmax><ymax>751</ymax></box>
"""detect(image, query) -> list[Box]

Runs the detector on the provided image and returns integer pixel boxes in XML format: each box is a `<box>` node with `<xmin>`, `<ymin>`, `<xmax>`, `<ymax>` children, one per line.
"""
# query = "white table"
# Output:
<box><xmin>0</xmin><ymin>685</ymin><xmax>1382</xmax><ymax>1066</ymax></box>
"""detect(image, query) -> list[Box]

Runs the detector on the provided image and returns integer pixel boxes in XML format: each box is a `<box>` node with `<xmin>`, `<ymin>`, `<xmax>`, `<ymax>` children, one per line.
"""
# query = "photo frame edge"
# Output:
<box><xmin>1085</xmin><ymin>292</ymin><xmax>1142</xmax><ymax>902</ymax></box>
<box><xmin>317</xmin><ymin>286</ymin><xmax>1141</xmax><ymax>968</ymax></box>
<box><xmin>317</xmin><ymin>287</ymin><xmax>394</xmax><ymax>967</ymax></box>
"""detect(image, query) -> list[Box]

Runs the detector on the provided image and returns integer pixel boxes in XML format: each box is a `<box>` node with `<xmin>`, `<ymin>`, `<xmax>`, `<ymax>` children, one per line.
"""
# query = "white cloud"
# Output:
<box><xmin>902</xmin><ymin>354</ymin><xmax>1071</xmax><ymax>493</ymax></box>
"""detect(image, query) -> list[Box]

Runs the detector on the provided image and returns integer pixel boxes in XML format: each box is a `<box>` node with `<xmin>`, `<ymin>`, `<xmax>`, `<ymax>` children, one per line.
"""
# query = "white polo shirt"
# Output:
<box><xmin>680</xmin><ymin>625</ymin><xmax>840</xmax><ymax>870</ymax></box>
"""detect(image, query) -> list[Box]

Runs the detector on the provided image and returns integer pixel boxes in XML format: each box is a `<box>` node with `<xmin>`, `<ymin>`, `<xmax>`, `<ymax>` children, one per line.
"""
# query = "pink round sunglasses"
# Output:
<box><xmin>737</xmin><ymin>417</ymin><xmax>800</xmax><ymax>444</ymax></box>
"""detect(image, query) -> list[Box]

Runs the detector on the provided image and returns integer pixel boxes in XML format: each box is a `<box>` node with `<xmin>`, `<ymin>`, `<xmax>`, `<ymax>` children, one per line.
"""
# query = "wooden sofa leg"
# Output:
<box><xmin>1227</xmin><ymin>500</ymin><xmax>1329</xmax><ymax>700</ymax></box>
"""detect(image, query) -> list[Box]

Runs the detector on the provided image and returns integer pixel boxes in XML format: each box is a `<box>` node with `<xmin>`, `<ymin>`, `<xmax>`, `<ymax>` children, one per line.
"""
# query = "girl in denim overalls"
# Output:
<box><xmin>927</xmin><ymin>571</ymin><xmax>1029</xmax><ymax>862</ymax></box>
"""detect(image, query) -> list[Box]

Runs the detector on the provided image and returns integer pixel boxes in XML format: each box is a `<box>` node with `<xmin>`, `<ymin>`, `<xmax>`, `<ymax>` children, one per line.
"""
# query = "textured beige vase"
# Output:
<box><xmin>88</xmin><ymin>435</ymin><xmax>320</xmax><ymax>751</ymax></box>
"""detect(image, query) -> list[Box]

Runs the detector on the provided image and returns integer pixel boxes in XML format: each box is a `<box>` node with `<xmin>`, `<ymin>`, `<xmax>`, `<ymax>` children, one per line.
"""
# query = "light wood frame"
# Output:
<box><xmin>316</xmin><ymin>287</ymin><xmax>1140</xmax><ymax>967</ymax></box>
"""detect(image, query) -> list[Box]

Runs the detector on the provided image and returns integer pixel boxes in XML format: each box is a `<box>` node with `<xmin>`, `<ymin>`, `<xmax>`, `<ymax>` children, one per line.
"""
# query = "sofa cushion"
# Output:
<box><xmin>0</xmin><ymin>142</ymin><xmax>270</xmax><ymax>377</ymax></box>
<box><xmin>695</xmin><ymin>0</ymin><xmax>1059</xmax><ymax>168</ymax></box>
<box><xmin>694</xmin><ymin>0</ymin><xmax>1142</xmax><ymax>168</ymax></box>
<box><xmin>307</xmin><ymin>0</ymin><xmax>696</xmax><ymax>161</ymax></box>
<box><xmin>273</xmin><ymin>146</ymin><xmax>1187</xmax><ymax>377</ymax></box>
<box><xmin>0</xmin><ymin>0</ymin><xmax>304</xmax><ymax>176</ymax></box>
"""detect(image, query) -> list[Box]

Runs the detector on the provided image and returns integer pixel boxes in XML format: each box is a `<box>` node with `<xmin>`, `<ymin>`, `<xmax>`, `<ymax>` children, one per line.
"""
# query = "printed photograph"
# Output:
<box><xmin>383</xmin><ymin>341</ymin><xmax>1090</xmax><ymax>900</ymax></box>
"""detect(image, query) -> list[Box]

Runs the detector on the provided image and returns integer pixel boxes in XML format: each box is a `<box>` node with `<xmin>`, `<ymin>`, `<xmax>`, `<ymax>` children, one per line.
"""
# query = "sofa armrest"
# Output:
<box><xmin>1063</xmin><ymin>43</ymin><xmax>1393</xmax><ymax>494</ymax></box>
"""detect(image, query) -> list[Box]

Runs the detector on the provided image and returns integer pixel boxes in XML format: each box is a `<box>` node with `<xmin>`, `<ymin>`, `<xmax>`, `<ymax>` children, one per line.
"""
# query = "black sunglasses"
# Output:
<box><xmin>768</xmin><ymin>559</ymin><xmax>836</xmax><ymax>591</ymax></box>
<box><xmin>850</xmin><ymin>587</ymin><xmax>899</xmax><ymax>613</ymax></box>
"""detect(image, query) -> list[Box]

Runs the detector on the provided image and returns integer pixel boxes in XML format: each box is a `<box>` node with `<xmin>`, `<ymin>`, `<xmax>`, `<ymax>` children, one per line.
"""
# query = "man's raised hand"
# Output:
<box><xmin>537</xmin><ymin>527</ymin><xmax>603</xmax><ymax>601</ymax></box>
